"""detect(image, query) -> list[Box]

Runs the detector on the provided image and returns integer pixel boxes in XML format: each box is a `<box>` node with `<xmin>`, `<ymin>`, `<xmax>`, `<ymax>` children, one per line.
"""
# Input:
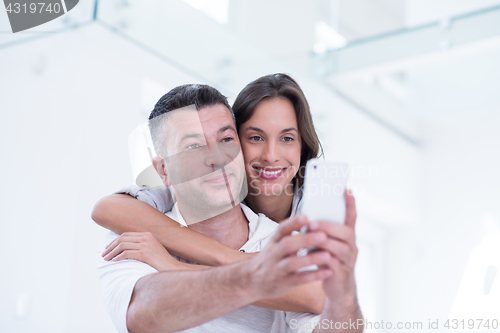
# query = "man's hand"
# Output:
<box><xmin>243</xmin><ymin>215</ymin><xmax>334</xmax><ymax>301</ymax></box>
<box><xmin>310</xmin><ymin>190</ymin><xmax>359</xmax><ymax>306</ymax></box>
<box><xmin>312</xmin><ymin>189</ymin><xmax>363</xmax><ymax>332</ymax></box>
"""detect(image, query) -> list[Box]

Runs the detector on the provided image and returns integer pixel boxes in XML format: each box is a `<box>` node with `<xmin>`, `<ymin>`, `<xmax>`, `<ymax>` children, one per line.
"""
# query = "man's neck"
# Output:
<box><xmin>180</xmin><ymin>204</ymin><xmax>249</xmax><ymax>250</ymax></box>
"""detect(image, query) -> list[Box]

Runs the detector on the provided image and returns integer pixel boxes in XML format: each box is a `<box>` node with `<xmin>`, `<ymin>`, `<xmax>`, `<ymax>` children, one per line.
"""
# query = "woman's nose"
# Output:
<box><xmin>261</xmin><ymin>141</ymin><xmax>279</xmax><ymax>163</ymax></box>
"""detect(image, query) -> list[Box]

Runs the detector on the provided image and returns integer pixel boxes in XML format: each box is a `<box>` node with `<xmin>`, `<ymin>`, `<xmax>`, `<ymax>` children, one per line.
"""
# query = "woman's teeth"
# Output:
<box><xmin>257</xmin><ymin>168</ymin><xmax>282</xmax><ymax>175</ymax></box>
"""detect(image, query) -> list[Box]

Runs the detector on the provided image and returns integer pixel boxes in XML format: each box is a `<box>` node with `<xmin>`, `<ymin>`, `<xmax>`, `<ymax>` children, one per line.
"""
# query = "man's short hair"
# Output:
<box><xmin>148</xmin><ymin>84</ymin><xmax>234</xmax><ymax>157</ymax></box>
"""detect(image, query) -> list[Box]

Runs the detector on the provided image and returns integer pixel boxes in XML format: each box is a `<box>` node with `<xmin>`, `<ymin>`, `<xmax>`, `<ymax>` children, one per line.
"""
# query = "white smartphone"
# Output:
<box><xmin>300</xmin><ymin>159</ymin><xmax>349</xmax><ymax>231</ymax></box>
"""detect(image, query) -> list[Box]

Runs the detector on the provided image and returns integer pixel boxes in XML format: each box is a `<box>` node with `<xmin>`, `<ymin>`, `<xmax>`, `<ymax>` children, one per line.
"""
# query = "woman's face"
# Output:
<box><xmin>239</xmin><ymin>97</ymin><xmax>302</xmax><ymax>197</ymax></box>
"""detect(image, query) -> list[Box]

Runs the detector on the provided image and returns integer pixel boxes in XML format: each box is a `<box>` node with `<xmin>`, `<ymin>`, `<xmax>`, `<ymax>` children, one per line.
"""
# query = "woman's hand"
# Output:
<box><xmin>102</xmin><ymin>232</ymin><xmax>180</xmax><ymax>271</ymax></box>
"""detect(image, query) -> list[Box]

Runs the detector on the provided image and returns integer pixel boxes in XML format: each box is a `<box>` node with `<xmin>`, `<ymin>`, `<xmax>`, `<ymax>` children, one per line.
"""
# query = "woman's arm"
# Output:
<box><xmin>92</xmin><ymin>193</ymin><xmax>247</xmax><ymax>266</ymax></box>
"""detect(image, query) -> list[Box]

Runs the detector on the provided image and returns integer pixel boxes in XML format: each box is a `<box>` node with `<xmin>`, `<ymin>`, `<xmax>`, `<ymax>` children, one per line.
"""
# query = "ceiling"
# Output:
<box><xmin>1</xmin><ymin>0</ymin><xmax>499</xmax><ymax>144</ymax></box>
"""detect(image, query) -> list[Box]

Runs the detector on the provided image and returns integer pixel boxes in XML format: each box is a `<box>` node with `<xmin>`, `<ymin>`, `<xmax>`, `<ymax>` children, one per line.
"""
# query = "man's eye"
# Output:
<box><xmin>249</xmin><ymin>136</ymin><xmax>263</xmax><ymax>141</ymax></box>
<box><xmin>221</xmin><ymin>137</ymin><xmax>234</xmax><ymax>143</ymax></box>
<box><xmin>186</xmin><ymin>143</ymin><xmax>201</xmax><ymax>150</ymax></box>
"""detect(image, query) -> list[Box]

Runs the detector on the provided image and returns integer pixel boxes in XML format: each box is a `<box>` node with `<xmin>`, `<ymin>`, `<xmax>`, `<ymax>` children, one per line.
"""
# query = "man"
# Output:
<box><xmin>97</xmin><ymin>84</ymin><xmax>363</xmax><ymax>333</ymax></box>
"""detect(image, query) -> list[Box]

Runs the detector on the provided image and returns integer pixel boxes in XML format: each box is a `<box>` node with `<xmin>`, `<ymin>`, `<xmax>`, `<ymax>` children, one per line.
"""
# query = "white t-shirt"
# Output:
<box><xmin>97</xmin><ymin>203</ymin><xmax>320</xmax><ymax>333</ymax></box>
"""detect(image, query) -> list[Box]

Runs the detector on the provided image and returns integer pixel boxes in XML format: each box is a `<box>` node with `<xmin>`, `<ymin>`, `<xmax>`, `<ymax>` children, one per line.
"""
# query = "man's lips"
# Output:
<box><xmin>253</xmin><ymin>166</ymin><xmax>287</xmax><ymax>180</ymax></box>
<box><xmin>204</xmin><ymin>172</ymin><xmax>232</xmax><ymax>184</ymax></box>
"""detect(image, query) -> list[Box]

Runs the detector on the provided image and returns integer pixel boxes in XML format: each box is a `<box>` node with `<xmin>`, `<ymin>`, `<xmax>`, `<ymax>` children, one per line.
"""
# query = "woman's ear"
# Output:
<box><xmin>152</xmin><ymin>157</ymin><xmax>172</xmax><ymax>187</ymax></box>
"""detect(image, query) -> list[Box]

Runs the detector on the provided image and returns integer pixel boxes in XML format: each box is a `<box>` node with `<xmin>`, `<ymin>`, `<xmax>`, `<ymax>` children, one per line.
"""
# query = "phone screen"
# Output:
<box><xmin>301</xmin><ymin>159</ymin><xmax>349</xmax><ymax>224</ymax></box>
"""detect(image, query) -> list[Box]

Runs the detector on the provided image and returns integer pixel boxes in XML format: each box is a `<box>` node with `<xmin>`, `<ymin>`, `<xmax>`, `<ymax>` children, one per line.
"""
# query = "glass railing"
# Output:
<box><xmin>323</xmin><ymin>4</ymin><xmax>500</xmax><ymax>75</ymax></box>
<box><xmin>2</xmin><ymin>0</ymin><xmax>498</xmax><ymax>144</ymax></box>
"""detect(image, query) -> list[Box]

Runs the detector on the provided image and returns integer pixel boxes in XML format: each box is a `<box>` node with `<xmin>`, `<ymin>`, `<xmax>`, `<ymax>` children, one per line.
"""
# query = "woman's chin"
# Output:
<box><xmin>252</xmin><ymin>182</ymin><xmax>290</xmax><ymax>197</ymax></box>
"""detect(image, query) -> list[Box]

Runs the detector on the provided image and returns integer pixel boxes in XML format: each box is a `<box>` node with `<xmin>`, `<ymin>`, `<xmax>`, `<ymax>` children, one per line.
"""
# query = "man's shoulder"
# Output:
<box><xmin>97</xmin><ymin>230</ymin><xmax>120</xmax><ymax>255</ymax></box>
<box><xmin>240</xmin><ymin>203</ymin><xmax>278</xmax><ymax>228</ymax></box>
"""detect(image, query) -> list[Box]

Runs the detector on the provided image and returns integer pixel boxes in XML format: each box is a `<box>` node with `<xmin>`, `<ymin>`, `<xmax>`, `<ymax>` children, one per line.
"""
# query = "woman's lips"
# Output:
<box><xmin>253</xmin><ymin>166</ymin><xmax>286</xmax><ymax>180</ymax></box>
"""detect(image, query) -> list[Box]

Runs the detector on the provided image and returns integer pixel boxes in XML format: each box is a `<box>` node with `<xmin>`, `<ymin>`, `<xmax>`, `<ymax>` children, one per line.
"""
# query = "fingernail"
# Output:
<box><xmin>348</xmin><ymin>189</ymin><xmax>352</xmax><ymax>195</ymax></box>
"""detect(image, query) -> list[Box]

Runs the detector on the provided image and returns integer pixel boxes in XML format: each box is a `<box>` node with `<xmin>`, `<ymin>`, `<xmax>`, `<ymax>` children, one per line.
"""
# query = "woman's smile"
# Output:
<box><xmin>252</xmin><ymin>166</ymin><xmax>288</xmax><ymax>180</ymax></box>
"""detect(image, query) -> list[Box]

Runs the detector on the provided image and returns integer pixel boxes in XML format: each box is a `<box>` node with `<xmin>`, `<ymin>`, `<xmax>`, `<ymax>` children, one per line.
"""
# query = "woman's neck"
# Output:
<box><xmin>245</xmin><ymin>189</ymin><xmax>294</xmax><ymax>223</ymax></box>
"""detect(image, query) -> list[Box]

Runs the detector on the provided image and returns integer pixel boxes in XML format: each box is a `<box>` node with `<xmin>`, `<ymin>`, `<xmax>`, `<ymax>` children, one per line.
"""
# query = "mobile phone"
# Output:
<box><xmin>299</xmin><ymin>159</ymin><xmax>349</xmax><ymax>232</ymax></box>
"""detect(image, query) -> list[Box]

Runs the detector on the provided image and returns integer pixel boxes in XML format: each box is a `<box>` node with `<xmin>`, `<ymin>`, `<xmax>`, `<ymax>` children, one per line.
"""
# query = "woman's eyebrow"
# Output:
<box><xmin>281</xmin><ymin>127</ymin><xmax>298</xmax><ymax>133</ymax></box>
<box><xmin>244</xmin><ymin>126</ymin><xmax>298</xmax><ymax>133</ymax></box>
<box><xmin>244</xmin><ymin>126</ymin><xmax>263</xmax><ymax>133</ymax></box>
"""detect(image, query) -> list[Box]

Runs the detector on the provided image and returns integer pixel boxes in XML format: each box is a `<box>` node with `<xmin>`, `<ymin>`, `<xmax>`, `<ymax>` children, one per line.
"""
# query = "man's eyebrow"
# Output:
<box><xmin>219</xmin><ymin>125</ymin><xmax>237</xmax><ymax>134</ymax></box>
<box><xmin>178</xmin><ymin>133</ymin><xmax>204</xmax><ymax>145</ymax></box>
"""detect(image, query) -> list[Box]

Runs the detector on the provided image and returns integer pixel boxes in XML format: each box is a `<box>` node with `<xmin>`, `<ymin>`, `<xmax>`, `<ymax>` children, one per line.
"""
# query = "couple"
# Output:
<box><xmin>94</xmin><ymin>74</ymin><xmax>363</xmax><ymax>332</ymax></box>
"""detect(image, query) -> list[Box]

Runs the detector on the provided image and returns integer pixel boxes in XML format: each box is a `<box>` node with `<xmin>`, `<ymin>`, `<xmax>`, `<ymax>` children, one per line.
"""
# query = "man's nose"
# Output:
<box><xmin>205</xmin><ymin>141</ymin><xmax>236</xmax><ymax>170</ymax></box>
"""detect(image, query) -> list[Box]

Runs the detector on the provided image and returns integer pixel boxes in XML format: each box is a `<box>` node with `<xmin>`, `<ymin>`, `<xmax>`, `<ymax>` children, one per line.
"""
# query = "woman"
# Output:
<box><xmin>93</xmin><ymin>73</ymin><xmax>344</xmax><ymax>314</ymax></box>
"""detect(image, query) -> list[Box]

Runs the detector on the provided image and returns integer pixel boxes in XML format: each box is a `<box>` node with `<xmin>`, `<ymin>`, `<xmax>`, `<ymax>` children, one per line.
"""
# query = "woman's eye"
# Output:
<box><xmin>282</xmin><ymin>137</ymin><xmax>294</xmax><ymax>142</ymax></box>
<box><xmin>221</xmin><ymin>137</ymin><xmax>234</xmax><ymax>143</ymax></box>
<box><xmin>249</xmin><ymin>136</ymin><xmax>263</xmax><ymax>141</ymax></box>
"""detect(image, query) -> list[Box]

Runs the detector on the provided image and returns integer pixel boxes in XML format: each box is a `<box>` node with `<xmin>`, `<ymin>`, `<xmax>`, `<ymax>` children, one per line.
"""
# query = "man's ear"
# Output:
<box><xmin>152</xmin><ymin>157</ymin><xmax>172</xmax><ymax>187</ymax></box>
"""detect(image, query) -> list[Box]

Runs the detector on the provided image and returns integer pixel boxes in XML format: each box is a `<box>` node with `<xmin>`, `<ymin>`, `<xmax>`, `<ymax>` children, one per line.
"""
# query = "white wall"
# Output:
<box><xmin>0</xmin><ymin>23</ymin><xmax>201</xmax><ymax>333</ymax></box>
<box><xmin>377</xmin><ymin>106</ymin><xmax>500</xmax><ymax>330</ymax></box>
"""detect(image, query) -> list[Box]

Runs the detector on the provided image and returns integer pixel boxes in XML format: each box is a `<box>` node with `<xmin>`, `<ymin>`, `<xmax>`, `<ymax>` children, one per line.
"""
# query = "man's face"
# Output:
<box><xmin>161</xmin><ymin>104</ymin><xmax>246</xmax><ymax>220</ymax></box>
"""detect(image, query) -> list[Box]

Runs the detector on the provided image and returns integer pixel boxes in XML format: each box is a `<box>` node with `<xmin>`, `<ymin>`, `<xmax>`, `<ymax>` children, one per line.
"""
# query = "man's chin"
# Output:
<box><xmin>200</xmin><ymin>184</ymin><xmax>242</xmax><ymax>203</ymax></box>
